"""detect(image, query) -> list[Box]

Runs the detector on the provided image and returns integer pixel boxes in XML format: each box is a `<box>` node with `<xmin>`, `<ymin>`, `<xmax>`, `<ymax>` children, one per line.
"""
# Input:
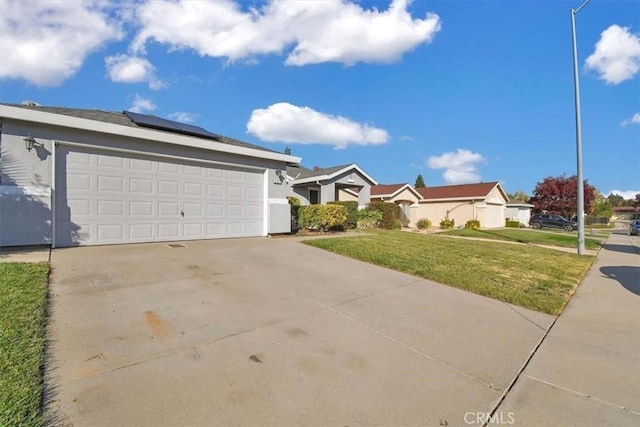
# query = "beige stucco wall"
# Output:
<box><xmin>338</xmin><ymin>189</ymin><xmax>359</xmax><ymax>202</ymax></box>
<box><xmin>410</xmin><ymin>201</ymin><xmax>476</xmax><ymax>228</ymax></box>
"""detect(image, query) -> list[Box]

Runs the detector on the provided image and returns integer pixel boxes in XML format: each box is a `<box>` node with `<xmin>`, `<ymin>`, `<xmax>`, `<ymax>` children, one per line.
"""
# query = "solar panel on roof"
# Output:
<box><xmin>124</xmin><ymin>111</ymin><xmax>220</xmax><ymax>141</ymax></box>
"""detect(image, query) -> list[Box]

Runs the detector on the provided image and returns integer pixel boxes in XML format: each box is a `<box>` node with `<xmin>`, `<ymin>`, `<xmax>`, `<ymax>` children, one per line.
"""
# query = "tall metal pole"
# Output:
<box><xmin>571</xmin><ymin>0</ymin><xmax>589</xmax><ymax>255</ymax></box>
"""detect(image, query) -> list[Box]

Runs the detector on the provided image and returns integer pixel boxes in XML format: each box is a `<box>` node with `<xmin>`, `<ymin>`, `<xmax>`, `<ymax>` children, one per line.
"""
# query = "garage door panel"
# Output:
<box><xmin>130</xmin><ymin>178</ymin><xmax>154</xmax><ymax>194</ymax></box>
<box><xmin>97</xmin><ymin>155</ymin><xmax>124</xmax><ymax>169</ymax></box>
<box><xmin>158</xmin><ymin>180</ymin><xmax>179</xmax><ymax>195</ymax></box>
<box><xmin>158</xmin><ymin>223</ymin><xmax>179</xmax><ymax>239</ymax></box>
<box><xmin>130</xmin><ymin>201</ymin><xmax>154</xmax><ymax>216</ymax></box>
<box><xmin>97</xmin><ymin>224</ymin><xmax>125</xmax><ymax>241</ymax></box>
<box><xmin>130</xmin><ymin>223</ymin><xmax>154</xmax><ymax>239</ymax></box>
<box><xmin>184</xmin><ymin>182</ymin><xmax>204</xmax><ymax>197</ymax></box>
<box><xmin>207</xmin><ymin>184</ymin><xmax>224</xmax><ymax>198</ymax></box>
<box><xmin>97</xmin><ymin>200</ymin><xmax>124</xmax><ymax>216</ymax></box>
<box><xmin>67</xmin><ymin>173</ymin><xmax>92</xmax><ymax>191</ymax></box>
<box><xmin>227</xmin><ymin>186</ymin><xmax>244</xmax><ymax>199</ymax></box>
<box><xmin>97</xmin><ymin>175</ymin><xmax>124</xmax><ymax>193</ymax></box>
<box><xmin>56</xmin><ymin>146</ymin><xmax>265</xmax><ymax>246</ymax></box>
<box><xmin>130</xmin><ymin>158</ymin><xmax>154</xmax><ymax>172</ymax></box>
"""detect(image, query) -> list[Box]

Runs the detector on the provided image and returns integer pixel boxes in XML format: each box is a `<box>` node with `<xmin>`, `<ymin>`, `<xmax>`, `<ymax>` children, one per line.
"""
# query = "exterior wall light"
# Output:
<box><xmin>24</xmin><ymin>134</ymin><xmax>36</xmax><ymax>151</ymax></box>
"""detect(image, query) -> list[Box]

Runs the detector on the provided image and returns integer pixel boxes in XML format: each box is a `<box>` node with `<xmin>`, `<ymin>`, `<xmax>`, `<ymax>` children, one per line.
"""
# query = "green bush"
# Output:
<box><xmin>416</xmin><ymin>218</ymin><xmax>431</xmax><ymax>230</ymax></box>
<box><xmin>440</xmin><ymin>218</ymin><xmax>455</xmax><ymax>229</ymax></box>
<box><xmin>465</xmin><ymin>219</ymin><xmax>481</xmax><ymax>230</ymax></box>
<box><xmin>328</xmin><ymin>201</ymin><xmax>359</xmax><ymax>229</ymax></box>
<box><xmin>368</xmin><ymin>201</ymin><xmax>399</xmax><ymax>229</ymax></box>
<box><xmin>357</xmin><ymin>209</ymin><xmax>383</xmax><ymax>229</ymax></box>
<box><xmin>505</xmin><ymin>220</ymin><xmax>521</xmax><ymax>228</ymax></box>
<box><xmin>391</xmin><ymin>220</ymin><xmax>403</xmax><ymax>230</ymax></box>
<box><xmin>286</xmin><ymin>196</ymin><xmax>301</xmax><ymax>206</ymax></box>
<box><xmin>298</xmin><ymin>204</ymin><xmax>347</xmax><ymax>231</ymax></box>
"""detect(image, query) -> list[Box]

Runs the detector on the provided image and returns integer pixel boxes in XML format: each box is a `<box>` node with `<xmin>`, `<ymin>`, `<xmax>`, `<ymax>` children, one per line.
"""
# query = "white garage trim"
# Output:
<box><xmin>52</xmin><ymin>141</ymin><xmax>57</xmax><ymax>248</ymax></box>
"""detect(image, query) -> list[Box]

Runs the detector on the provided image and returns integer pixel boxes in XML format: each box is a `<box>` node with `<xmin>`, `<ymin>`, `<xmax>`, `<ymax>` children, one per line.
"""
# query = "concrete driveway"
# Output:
<box><xmin>45</xmin><ymin>236</ymin><xmax>554</xmax><ymax>426</ymax></box>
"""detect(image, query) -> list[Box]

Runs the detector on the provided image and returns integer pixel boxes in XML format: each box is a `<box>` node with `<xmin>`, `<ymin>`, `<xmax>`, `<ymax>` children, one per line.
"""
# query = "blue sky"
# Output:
<box><xmin>1</xmin><ymin>0</ymin><xmax>639</xmax><ymax>199</ymax></box>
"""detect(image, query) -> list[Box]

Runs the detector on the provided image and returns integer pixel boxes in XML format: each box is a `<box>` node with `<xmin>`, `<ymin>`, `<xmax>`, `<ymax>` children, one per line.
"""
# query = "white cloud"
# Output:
<box><xmin>427</xmin><ymin>149</ymin><xmax>485</xmax><ymax>184</ymax></box>
<box><xmin>607</xmin><ymin>190</ymin><xmax>640</xmax><ymax>200</ymax></box>
<box><xmin>399</xmin><ymin>135</ymin><xmax>414</xmax><ymax>141</ymax></box>
<box><xmin>246</xmin><ymin>102</ymin><xmax>389</xmax><ymax>149</ymax></box>
<box><xmin>131</xmin><ymin>0</ymin><xmax>440</xmax><ymax>66</ymax></box>
<box><xmin>129</xmin><ymin>95</ymin><xmax>156</xmax><ymax>113</ymax></box>
<box><xmin>167</xmin><ymin>112</ymin><xmax>198</xmax><ymax>123</ymax></box>
<box><xmin>0</xmin><ymin>0</ymin><xmax>122</xmax><ymax>86</ymax></box>
<box><xmin>585</xmin><ymin>25</ymin><xmax>640</xmax><ymax>85</ymax></box>
<box><xmin>105</xmin><ymin>54</ymin><xmax>167</xmax><ymax>90</ymax></box>
<box><xmin>620</xmin><ymin>112</ymin><xmax>640</xmax><ymax>127</ymax></box>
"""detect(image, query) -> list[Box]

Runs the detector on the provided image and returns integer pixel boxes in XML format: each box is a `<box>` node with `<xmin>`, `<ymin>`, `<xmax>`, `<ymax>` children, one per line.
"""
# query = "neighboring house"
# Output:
<box><xmin>286</xmin><ymin>163</ymin><xmax>377</xmax><ymax>209</ymax></box>
<box><xmin>413</xmin><ymin>182</ymin><xmax>508</xmax><ymax>229</ymax></box>
<box><xmin>370</xmin><ymin>183</ymin><xmax>422</xmax><ymax>226</ymax></box>
<box><xmin>505</xmin><ymin>199</ymin><xmax>534</xmax><ymax>225</ymax></box>
<box><xmin>0</xmin><ymin>103</ymin><xmax>301</xmax><ymax>247</ymax></box>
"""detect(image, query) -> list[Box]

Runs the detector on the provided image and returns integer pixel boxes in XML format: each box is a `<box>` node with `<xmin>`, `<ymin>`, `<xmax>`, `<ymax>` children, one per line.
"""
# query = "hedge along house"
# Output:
<box><xmin>413</xmin><ymin>182</ymin><xmax>508</xmax><ymax>229</ymax></box>
<box><xmin>0</xmin><ymin>103</ymin><xmax>301</xmax><ymax>248</ymax></box>
<box><xmin>370</xmin><ymin>183</ymin><xmax>423</xmax><ymax>227</ymax></box>
<box><xmin>286</xmin><ymin>164</ymin><xmax>377</xmax><ymax>209</ymax></box>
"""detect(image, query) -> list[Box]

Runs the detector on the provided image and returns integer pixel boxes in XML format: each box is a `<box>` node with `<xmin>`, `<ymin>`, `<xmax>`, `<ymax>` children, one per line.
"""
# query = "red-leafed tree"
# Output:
<box><xmin>531</xmin><ymin>175</ymin><xmax>595</xmax><ymax>219</ymax></box>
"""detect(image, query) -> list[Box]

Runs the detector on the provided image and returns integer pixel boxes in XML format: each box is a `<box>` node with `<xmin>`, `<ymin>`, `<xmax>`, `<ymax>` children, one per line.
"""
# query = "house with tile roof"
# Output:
<box><xmin>413</xmin><ymin>181</ymin><xmax>508</xmax><ymax>229</ymax></box>
<box><xmin>370</xmin><ymin>183</ymin><xmax>422</xmax><ymax>226</ymax></box>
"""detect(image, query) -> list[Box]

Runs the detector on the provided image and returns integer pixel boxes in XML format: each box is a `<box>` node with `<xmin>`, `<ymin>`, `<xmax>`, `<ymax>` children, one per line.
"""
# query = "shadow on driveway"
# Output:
<box><xmin>600</xmin><ymin>266</ymin><xmax>640</xmax><ymax>296</ymax></box>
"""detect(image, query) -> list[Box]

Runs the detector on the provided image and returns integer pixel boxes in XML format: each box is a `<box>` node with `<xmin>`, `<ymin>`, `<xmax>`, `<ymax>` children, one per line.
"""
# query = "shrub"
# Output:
<box><xmin>391</xmin><ymin>220</ymin><xmax>403</xmax><ymax>230</ymax></box>
<box><xmin>286</xmin><ymin>196</ymin><xmax>301</xmax><ymax>206</ymax></box>
<box><xmin>298</xmin><ymin>204</ymin><xmax>347</xmax><ymax>231</ymax></box>
<box><xmin>368</xmin><ymin>201</ymin><xmax>399</xmax><ymax>229</ymax></box>
<box><xmin>357</xmin><ymin>209</ymin><xmax>383</xmax><ymax>229</ymax></box>
<box><xmin>439</xmin><ymin>218</ymin><xmax>455</xmax><ymax>229</ymax></box>
<box><xmin>465</xmin><ymin>219</ymin><xmax>481</xmax><ymax>230</ymax></box>
<box><xmin>328</xmin><ymin>201</ymin><xmax>359</xmax><ymax>229</ymax></box>
<box><xmin>505</xmin><ymin>220</ymin><xmax>521</xmax><ymax>228</ymax></box>
<box><xmin>416</xmin><ymin>218</ymin><xmax>431</xmax><ymax>230</ymax></box>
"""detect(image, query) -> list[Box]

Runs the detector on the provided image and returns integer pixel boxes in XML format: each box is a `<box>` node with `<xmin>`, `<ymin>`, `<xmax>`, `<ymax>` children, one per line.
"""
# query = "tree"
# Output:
<box><xmin>591</xmin><ymin>191</ymin><xmax>613</xmax><ymax>218</ymax></box>
<box><xmin>507</xmin><ymin>191</ymin><xmax>529</xmax><ymax>202</ymax></box>
<box><xmin>607</xmin><ymin>193</ymin><xmax>625</xmax><ymax>207</ymax></box>
<box><xmin>284</xmin><ymin>147</ymin><xmax>291</xmax><ymax>155</ymax></box>
<box><xmin>415</xmin><ymin>174</ymin><xmax>426</xmax><ymax>188</ymax></box>
<box><xmin>531</xmin><ymin>175</ymin><xmax>595</xmax><ymax>219</ymax></box>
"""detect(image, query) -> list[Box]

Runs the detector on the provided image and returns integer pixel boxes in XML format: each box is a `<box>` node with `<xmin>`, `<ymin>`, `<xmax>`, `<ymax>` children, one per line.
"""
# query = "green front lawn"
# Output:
<box><xmin>442</xmin><ymin>228</ymin><xmax>604</xmax><ymax>250</ymax></box>
<box><xmin>0</xmin><ymin>262</ymin><xmax>50</xmax><ymax>427</ymax></box>
<box><xmin>304</xmin><ymin>231</ymin><xmax>594</xmax><ymax>315</ymax></box>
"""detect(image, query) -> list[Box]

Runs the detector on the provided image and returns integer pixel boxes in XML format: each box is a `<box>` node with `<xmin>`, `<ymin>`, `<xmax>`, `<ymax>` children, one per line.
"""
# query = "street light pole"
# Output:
<box><xmin>571</xmin><ymin>0</ymin><xmax>590</xmax><ymax>255</ymax></box>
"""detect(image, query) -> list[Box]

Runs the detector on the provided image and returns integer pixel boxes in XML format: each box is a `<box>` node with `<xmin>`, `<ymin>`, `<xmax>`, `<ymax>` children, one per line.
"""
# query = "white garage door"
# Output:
<box><xmin>55</xmin><ymin>146</ymin><xmax>264</xmax><ymax>247</ymax></box>
<box><xmin>483</xmin><ymin>203</ymin><xmax>505</xmax><ymax>229</ymax></box>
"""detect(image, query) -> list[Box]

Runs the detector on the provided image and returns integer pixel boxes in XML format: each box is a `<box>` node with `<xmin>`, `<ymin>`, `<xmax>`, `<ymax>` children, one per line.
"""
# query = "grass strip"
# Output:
<box><xmin>0</xmin><ymin>262</ymin><xmax>50</xmax><ymax>427</ymax></box>
<box><xmin>305</xmin><ymin>231</ymin><xmax>593</xmax><ymax>315</ymax></box>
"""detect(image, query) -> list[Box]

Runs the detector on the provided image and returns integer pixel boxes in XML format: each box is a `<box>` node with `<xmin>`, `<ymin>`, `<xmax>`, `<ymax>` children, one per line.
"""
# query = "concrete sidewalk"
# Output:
<box><xmin>497</xmin><ymin>231</ymin><xmax>640</xmax><ymax>425</ymax></box>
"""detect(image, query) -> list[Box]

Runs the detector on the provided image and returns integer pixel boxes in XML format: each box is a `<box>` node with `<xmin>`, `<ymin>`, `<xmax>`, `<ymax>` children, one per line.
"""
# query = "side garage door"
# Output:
<box><xmin>483</xmin><ymin>203</ymin><xmax>505</xmax><ymax>229</ymax></box>
<box><xmin>54</xmin><ymin>145</ymin><xmax>264</xmax><ymax>247</ymax></box>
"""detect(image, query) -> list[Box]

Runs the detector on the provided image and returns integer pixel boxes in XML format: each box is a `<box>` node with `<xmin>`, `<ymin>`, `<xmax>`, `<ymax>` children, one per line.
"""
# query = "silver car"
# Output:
<box><xmin>630</xmin><ymin>220</ymin><xmax>640</xmax><ymax>236</ymax></box>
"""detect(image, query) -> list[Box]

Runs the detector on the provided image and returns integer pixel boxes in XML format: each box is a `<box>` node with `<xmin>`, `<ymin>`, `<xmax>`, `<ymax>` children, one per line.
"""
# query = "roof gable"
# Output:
<box><xmin>371</xmin><ymin>183</ymin><xmax>422</xmax><ymax>199</ymax></box>
<box><xmin>291</xmin><ymin>163</ymin><xmax>377</xmax><ymax>185</ymax></box>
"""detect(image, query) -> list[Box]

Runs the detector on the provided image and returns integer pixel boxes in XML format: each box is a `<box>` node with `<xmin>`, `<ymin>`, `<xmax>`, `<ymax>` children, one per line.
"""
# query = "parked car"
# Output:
<box><xmin>630</xmin><ymin>220</ymin><xmax>640</xmax><ymax>236</ymax></box>
<box><xmin>529</xmin><ymin>214</ymin><xmax>577</xmax><ymax>231</ymax></box>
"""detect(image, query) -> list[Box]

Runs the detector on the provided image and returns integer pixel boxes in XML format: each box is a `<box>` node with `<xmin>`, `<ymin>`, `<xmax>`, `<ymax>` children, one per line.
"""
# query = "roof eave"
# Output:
<box><xmin>0</xmin><ymin>105</ymin><xmax>301</xmax><ymax>164</ymax></box>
